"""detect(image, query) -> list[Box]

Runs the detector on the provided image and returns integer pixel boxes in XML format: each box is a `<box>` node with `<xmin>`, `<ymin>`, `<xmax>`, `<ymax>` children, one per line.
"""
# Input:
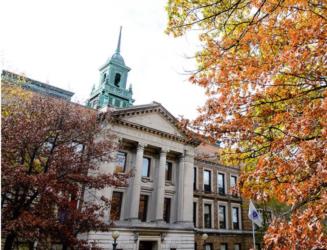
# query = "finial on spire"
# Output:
<box><xmin>116</xmin><ymin>26</ymin><xmax>122</xmax><ymax>54</ymax></box>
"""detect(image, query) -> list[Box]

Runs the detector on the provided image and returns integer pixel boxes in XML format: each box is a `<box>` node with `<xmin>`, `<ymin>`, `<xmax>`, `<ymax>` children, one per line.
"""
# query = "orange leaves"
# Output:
<box><xmin>167</xmin><ymin>0</ymin><xmax>327</xmax><ymax>247</ymax></box>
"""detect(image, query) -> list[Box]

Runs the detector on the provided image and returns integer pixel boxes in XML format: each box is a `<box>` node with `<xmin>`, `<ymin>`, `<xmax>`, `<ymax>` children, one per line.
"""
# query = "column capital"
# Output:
<box><xmin>160</xmin><ymin>147</ymin><xmax>169</xmax><ymax>154</ymax></box>
<box><xmin>137</xmin><ymin>142</ymin><xmax>147</xmax><ymax>150</ymax></box>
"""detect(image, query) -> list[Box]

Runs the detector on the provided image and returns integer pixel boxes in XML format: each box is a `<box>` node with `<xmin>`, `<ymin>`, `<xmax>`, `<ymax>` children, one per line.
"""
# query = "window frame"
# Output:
<box><xmin>203</xmin><ymin>169</ymin><xmax>212</xmax><ymax>193</ymax></box>
<box><xmin>110</xmin><ymin>191</ymin><xmax>123</xmax><ymax>221</ymax></box>
<box><xmin>218</xmin><ymin>203</ymin><xmax>227</xmax><ymax>229</ymax></box>
<box><xmin>142</xmin><ymin>157</ymin><xmax>151</xmax><ymax>178</ymax></box>
<box><xmin>163</xmin><ymin>197</ymin><xmax>171</xmax><ymax>223</ymax></box>
<box><xmin>138</xmin><ymin>194</ymin><xmax>149</xmax><ymax>222</ymax></box>
<box><xmin>116</xmin><ymin>151</ymin><xmax>127</xmax><ymax>172</ymax></box>
<box><xmin>218</xmin><ymin>172</ymin><xmax>226</xmax><ymax>195</ymax></box>
<box><xmin>203</xmin><ymin>201</ymin><xmax>213</xmax><ymax>228</ymax></box>
<box><xmin>231</xmin><ymin>204</ymin><xmax>242</xmax><ymax>230</ymax></box>
<box><xmin>165</xmin><ymin>161</ymin><xmax>173</xmax><ymax>181</ymax></box>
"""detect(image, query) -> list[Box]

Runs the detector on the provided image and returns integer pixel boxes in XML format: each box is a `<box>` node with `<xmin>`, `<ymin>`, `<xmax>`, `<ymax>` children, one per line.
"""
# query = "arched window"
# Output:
<box><xmin>114</xmin><ymin>73</ymin><xmax>121</xmax><ymax>87</ymax></box>
<box><xmin>103</xmin><ymin>73</ymin><xmax>107</xmax><ymax>82</ymax></box>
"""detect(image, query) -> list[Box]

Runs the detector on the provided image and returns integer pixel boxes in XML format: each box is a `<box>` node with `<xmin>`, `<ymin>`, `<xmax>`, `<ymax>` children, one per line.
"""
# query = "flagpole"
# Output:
<box><xmin>252</xmin><ymin>220</ymin><xmax>256</xmax><ymax>250</ymax></box>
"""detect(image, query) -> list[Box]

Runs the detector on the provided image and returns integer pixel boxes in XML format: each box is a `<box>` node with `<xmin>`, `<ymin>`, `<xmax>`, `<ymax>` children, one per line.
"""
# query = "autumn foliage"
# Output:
<box><xmin>166</xmin><ymin>0</ymin><xmax>326</xmax><ymax>248</ymax></box>
<box><xmin>1</xmin><ymin>83</ymin><xmax>127</xmax><ymax>249</ymax></box>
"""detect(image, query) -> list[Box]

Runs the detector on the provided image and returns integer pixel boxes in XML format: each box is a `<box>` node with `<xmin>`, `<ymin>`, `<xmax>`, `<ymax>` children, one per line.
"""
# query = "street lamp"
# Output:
<box><xmin>201</xmin><ymin>233</ymin><xmax>208</xmax><ymax>250</ymax></box>
<box><xmin>112</xmin><ymin>231</ymin><xmax>120</xmax><ymax>250</ymax></box>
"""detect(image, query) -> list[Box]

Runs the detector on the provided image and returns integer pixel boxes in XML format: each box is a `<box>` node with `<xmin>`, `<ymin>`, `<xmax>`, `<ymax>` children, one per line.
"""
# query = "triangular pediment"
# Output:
<box><xmin>112</xmin><ymin>102</ymin><xmax>185</xmax><ymax>138</ymax></box>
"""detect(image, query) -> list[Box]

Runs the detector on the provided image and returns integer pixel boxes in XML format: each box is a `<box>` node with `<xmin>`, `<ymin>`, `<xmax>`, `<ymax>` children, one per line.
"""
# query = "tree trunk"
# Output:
<box><xmin>4</xmin><ymin>232</ymin><xmax>16</xmax><ymax>250</ymax></box>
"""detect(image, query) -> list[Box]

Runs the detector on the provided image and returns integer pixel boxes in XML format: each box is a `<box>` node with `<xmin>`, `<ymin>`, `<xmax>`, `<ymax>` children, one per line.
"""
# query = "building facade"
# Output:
<box><xmin>2</xmin><ymin>28</ymin><xmax>256</xmax><ymax>250</ymax></box>
<box><xmin>82</xmin><ymin>28</ymin><xmax>254</xmax><ymax>250</ymax></box>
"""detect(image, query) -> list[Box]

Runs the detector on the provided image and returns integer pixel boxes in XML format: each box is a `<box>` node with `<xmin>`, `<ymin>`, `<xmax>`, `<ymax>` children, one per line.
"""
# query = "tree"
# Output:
<box><xmin>166</xmin><ymin>0</ymin><xmax>326</xmax><ymax>248</ymax></box>
<box><xmin>1</xmin><ymin>83</ymin><xmax>127</xmax><ymax>250</ymax></box>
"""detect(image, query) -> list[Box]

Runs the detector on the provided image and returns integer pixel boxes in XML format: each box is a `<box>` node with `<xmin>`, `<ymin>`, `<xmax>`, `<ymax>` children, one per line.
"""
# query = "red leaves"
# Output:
<box><xmin>1</xmin><ymin>85</ymin><xmax>128</xmax><ymax>249</ymax></box>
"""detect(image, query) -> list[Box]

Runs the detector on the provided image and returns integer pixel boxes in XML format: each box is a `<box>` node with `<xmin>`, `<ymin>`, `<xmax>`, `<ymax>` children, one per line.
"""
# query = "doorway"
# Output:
<box><xmin>139</xmin><ymin>240</ymin><xmax>158</xmax><ymax>250</ymax></box>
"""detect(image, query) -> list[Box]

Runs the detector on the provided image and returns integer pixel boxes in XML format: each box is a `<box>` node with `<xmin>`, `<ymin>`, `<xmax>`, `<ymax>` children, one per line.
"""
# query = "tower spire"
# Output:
<box><xmin>116</xmin><ymin>26</ymin><xmax>122</xmax><ymax>54</ymax></box>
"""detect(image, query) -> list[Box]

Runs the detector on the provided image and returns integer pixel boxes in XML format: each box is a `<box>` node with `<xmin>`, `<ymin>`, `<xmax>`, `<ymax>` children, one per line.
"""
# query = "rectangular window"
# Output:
<box><xmin>193</xmin><ymin>202</ymin><xmax>197</xmax><ymax>227</ymax></box>
<box><xmin>205</xmin><ymin>243</ymin><xmax>213</xmax><ymax>250</ymax></box>
<box><xmin>220</xmin><ymin>243</ymin><xmax>228</xmax><ymax>250</ymax></box>
<box><xmin>232</xmin><ymin>207</ymin><xmax>240</xmax><ymax>230</ymax></box>
<box><xmin>218</xmin><ymin>173</ymin><xmax>225</xmax><ymax>195</ymax></box>
<box><xmin>204</xmin><ymin>204</ymin><xmax>212</xmax><ymax>228</ymax></box>
<box><xmin>193</xmin><ymin>167</ymin><xmax>197</xmax><ymax>190</ymax></box>
<box><xmin>110</xmin><ymin>191</ymin><xmax>123</xmax><ymax>221</ymax></box>
<box><xmin>142</xmin><ymin>157</ymin><xmax>151</xmax><ymax>177</ymax></box>
<box><xmin>138</xmin><ymin>195</ymin><xmax>148</xmax><ymax>222</ymax></box>
<box><xmin>234</xmin><ymin>244</ymin><xmax>241</xmax><ymax>250</ymax></box>
<box><xmin>219</xmin><ymin>205</ymin><xmax>226</xmax><ymax>229</ymax></box>
<box><xmin>163</xmin><ymin>197</ymin><xmax>171</xmax><ymax>223</ymax></box>
<box><xmin>116</xmin><ymin>151</ymin><xmax>127</xmax><ymax>172</ymax></box>
<box><xmin>165</xmin><ymin>162</ymin><xmax>173</xmax><ymax>181</ymax></box>
<box><xmin>230</xmin><ymin>175</ymin><xmax>238</xmax><ymax>196</ymax></box>
<box><xmin>204</xmin><ymin>170</ymin><xmax>211</xmax><ymax>192</ymax></box>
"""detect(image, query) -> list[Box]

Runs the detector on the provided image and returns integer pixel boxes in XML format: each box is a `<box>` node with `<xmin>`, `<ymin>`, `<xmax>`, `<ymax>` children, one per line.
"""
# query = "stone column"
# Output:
<box><xmin>154</xmin><ymin>148</ymin><xmax>167</xmax><ymax>222</ymax></box>
<box><xmin>176</xmin><ymin>153</ymin><xmax>185</xmax><ymax>222</ymax></box>
<box><xmin>182</xmin><ymin>150</ymin><xmax>194</xmax><ymax>224</ymax></box>
<box><xmin>128</xmin><ymin>142</ymin><xmax>146</xmax><ymax>221</ymax></box>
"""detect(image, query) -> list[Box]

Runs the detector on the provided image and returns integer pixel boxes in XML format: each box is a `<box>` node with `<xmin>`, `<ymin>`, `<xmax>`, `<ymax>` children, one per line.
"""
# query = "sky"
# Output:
<box><xmin>0</xmin><ymin>0</ymin><xmax>206</xmax><ymax>119</ymax></box>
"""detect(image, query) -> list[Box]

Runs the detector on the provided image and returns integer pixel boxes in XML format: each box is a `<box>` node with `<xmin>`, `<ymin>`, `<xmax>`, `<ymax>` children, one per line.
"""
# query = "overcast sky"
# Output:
<box><xmin>0</xmin><ymin>0</ymin><xmax>206</xmax><ymax>119</ymax></box>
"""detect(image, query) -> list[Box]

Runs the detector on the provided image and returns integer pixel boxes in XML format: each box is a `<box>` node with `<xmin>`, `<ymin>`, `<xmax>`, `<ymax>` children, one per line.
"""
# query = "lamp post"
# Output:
<box><xmin>201</xmin><ymin>233</ymin><xmax>208</xmax><ymax>250</ymax></box>
<box><xmin>112</xmin><ymin>231</ymin><xmax>120</xmax><ymax>250</ymax></box>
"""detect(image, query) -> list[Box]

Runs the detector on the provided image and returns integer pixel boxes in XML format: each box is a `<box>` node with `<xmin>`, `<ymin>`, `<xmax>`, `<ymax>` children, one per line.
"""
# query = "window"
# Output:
<box><xmin>114</xmin><ymin>73</ymin><xmax>121</xmax><ymax>87</ymax></box>
<box><xmin>110</xmin><ymin>191</ymin><xmax>123</xmax><ymax>221</ymax></box>
<box><xmin>230</xmin><ymin>175</ymin><xmax>238</xmax><ymax>196</ymax></box>
<box><xmin>218</xmin><ymin>173</ymin><xmax>225</xmax><ymax>195</ymax></box>
<box><xmin>234</xmin><ymin>244</ymin><xmax>241</xmax><ymax>250</ymax></box>
<box><xmin>165</xmin><ymin>162</ymin><xmax>172</xmax><ymax>181</ymax></box>
<box><xmin>163</xmin><ymin>197</ymin><xmax>171</xmax><ymax>223</ymax></box>
<box><xmin>193</xmin><ymin>202</ymin><xmax>197</xmax><ymax>227</ymax></box>
<box><xmin>219</xmin><ymin>205</ymin><xmax>226</xmax><ymax>229</ymax></box>
<box><xmin>116</xmin><ymin>151</ymin><xmax>127</xmax><ymax>172</ymax></box>
<box><xmin>204</xmin><ymin>170</ymin><xmax>211</xmax><ymax>192</ymax></box>
<box><xmin>204</xmin><ymin>204</ymin><xmax>212</xmax><ymax>228</ymax></box>
<box><xmin>193</xmin><ymin>167</ymin><xmax>197</xmax><ymax>190</ymax></box>
<box><xmin>138</xmin><ymin>195</ymin><xmax>148</xmax><ymax>222</ymax></box>
<box><xmin>142</xmin><ymin>157</ymin><xmax>151</xmax><ymax>177</ymax></box>
<box><xmin>220</xmin><ymin>243</ymin><xmax>228</xmax><ymax>250</ymax></box>
<box><xmin>205</xmin><ymin>243</ymin><xmax>213</xmax><ymax>250</ymax></box>
<box><xmin>232</xmin><ymin>207</ymin><xmax>240</xmax><ymax>229</ymax></box>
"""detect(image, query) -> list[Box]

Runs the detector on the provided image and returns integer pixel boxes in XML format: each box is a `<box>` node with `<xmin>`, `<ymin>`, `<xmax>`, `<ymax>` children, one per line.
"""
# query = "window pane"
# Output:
<box><xmin>138</xmin><ymin>195</ymin><xmax>148</xmax><ymax>222</ymax></box>
<box><xmin>230</xmin><ymin>176</ymin><xmax>237</xmax><ymax>188</ymax></box>
<box><xmin>232</xmin><ymin>207</ymin><xmax>240</xmax><ymax>229</ymax></box>
<box><xmin>204</xmin><ymin>170</ymin><xmax>211</xmax><ymax>192</ymax></box>
<box><xmin>219</xmin><ymin>205</ymin><xmax>226</xmax><ymax>229</ymax></box>
<box><xmin>110</xmin><ymin>191</ymin><xmax>123</xmax><ymax>221</ymax></box>
<box><xmin>165</xmin><ymin>162</ymin><xmax>172</xmax><ymax>181</ymax></box>
<box><xmin>193</xmin><ymin>202</ymin><xmax>197</xmax><ymax>227</ymax></box>
<box><xmin>163</xmin><ymin>197</ymin><xmax>171</xmax><ymax>223</ymax></box>
<box><xmin>234</xmin><ymin>244</ymin><xmax>241</xmax><ymax>250</ymax></box>
<box><xmin>205</xmin><ymin>243</ymin><xmax>213</xmax><ymax>250</ymax></box>
<box><xmin>193</xmin><ymin>167</ymin><xmax>197</xmax><ymax>190</ymax></box>
<box><xmin>116</xmin><ymin>151</ymin><xmax>126</xmax><ymax>172</ymax></box>
<box><xmin>218</xmin><ymin>173</ymin><xmax>225</xmax><ymax>194</ymax></box>
<box><xmin>204</xmin><ymin>204</ymin><xmax>212</xmax><ymax>228</ymax></box>
<box><xmin>220</xmin><ymin>243</ymin><xmax>228</xmax><ymax>250</ymax></box>
<box><xmin>142</xmin><ymin>157</ymin><xmax>150</xmax><ymax>177</ymax></box>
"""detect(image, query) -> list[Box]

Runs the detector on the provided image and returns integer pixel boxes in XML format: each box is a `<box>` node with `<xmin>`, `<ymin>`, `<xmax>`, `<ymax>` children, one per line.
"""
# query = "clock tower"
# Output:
<box><xmin>87</xmin><ymin>27</ymin><xmax>134</xmax><ymax>109</ymax></box>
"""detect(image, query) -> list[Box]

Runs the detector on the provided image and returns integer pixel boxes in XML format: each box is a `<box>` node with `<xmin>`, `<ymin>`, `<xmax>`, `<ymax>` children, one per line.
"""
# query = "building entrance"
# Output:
<box><xmin>139</xmin><ymin>240</ymin><xmax>158</xmax><ymax>250</ymax></box>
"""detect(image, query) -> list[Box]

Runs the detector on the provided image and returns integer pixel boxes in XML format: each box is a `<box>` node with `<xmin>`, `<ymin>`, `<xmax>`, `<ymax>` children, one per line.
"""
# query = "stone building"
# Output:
<box><xmin>1</xmin><ymin>28</ymin><xmax>256</xmax><ymax>250</ymax></box>
<box><xmin>82</xmin><ymin>28</ymin><xmax>254</xmax><ymax>250</ymax></box>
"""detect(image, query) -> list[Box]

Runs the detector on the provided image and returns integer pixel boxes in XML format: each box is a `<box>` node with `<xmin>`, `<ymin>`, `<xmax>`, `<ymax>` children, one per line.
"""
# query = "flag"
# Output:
<box><xmin>248</xmin><ymin>200</ymin><xmax>263</xmax><ymax>227</ymax></box>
